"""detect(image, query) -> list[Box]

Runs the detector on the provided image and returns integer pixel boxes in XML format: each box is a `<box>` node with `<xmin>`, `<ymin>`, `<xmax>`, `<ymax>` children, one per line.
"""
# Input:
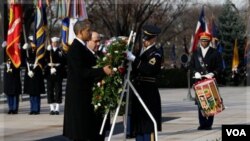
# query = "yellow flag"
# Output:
<box><xmin>232</xmin><ymin>39</ymin><xmax>239</xmax><ymax>71</ymax></box>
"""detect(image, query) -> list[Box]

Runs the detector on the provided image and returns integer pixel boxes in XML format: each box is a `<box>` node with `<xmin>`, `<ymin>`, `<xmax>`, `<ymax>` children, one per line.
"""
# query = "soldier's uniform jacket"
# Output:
<box><xmin>44</xmin><ymin>47</ymin><xmax>66</xmax><ymax>78</ymax></box>
<box><xmin>23</xmin><ymin>48</ymin><xmax>45</xmax><ymax>96</ymax></box>
<box><xmin>190</xmin><ymin>46</ymin><xmax>223</xmax><ymax>79</ymax></box>
<box><xmin>3</xmin><ymin>57</ymin><xmax>21</xmax><ymax>96</ymax></box>
<box><xmin>131</xmin><ymin>44</ymin><xmax>163</xmax><ymax>133</ymax></box>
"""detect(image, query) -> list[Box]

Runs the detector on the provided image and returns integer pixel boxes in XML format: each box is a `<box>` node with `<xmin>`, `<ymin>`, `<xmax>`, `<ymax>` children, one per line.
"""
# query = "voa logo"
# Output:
<box><xmin>226</xmin><ymin>129</ymin><xmax>246</xmax><ymax>136</ymax></box>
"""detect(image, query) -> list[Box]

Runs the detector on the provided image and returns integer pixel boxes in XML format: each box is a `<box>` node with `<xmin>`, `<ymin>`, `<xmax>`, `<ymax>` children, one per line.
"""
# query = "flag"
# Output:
<box><xmin>189</xmin><ymin>6</ymin><xmax>206</xmax><ymax>53</ymax></box>
<box><xmin>217</xmin><ymin>42</ymin><xmax>226</xmax><ymax>70</ymax></box>
<box><xmin>208</xmin><ymin>17</ymin><xmax>226</xmax><ymax>69</ymax></box>
<box><xmin>232</xmin><ymin>39</ymin><xmax>239</xmax><ymax>71</ymax></box>
<box><xmin>66</xmin><ymin>0</ymin><xmax>88</xmax><ymax>44</ymax></box>
<box><xmin>6</xmin><ymin>3</ymin><xmax>22</xmax><ymax>68</ymax></box>
<box><xmin>68</xmin><ymin>18</ymin><xmax>78</xmax><ymax>45</ymax></box>
<box><xmin>61</xmin><ymin>17</ymin><xmax>69</xmax><ymax>52</ymax></box>
<box><xmin>208</xmin><ymin>16</ymin><xmax>219</xmax><ymax>40</ymax></box>
<box><xmin>33</xmin><ymin>1</ymin><xmax>47</xmax><ymax>69</ymax></box>
<box><xmin>56</xmin><ymin>0</ymin><xmax>67</xmax><ymax>19</ymax></box>
<box><xmin>67</xmin><ymin>0</ymin><xmax>88</xmax><ymax>20</ymax></box>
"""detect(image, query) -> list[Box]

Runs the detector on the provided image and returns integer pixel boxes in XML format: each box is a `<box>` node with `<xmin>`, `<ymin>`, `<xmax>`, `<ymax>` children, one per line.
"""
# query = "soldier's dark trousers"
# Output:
<box><xmin>136</xmin><ymin>133</ymin><xmax>154</xmax><ymax>141</ymax></box>
<box><xmin>7</xmin><ymin>95</ymin><xmax>19</xmax><ymax>112</ymax></box>
<box><xmin>47</xmin><ymin>77</ymin><xmax>62</xmax><ymax>103</ymax></box>
<box><xmin>198</xmin><ymin>108</ymin><xmax>214</xmax><ymax>128</ymax></box>
<box><xmin>30</xmin><ymin>95</ymin><xmax>41</xmax><ymax>112</ymax></box>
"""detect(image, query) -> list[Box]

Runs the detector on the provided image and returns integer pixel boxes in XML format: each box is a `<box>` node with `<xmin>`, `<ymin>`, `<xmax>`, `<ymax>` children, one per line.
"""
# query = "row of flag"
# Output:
<box><xmin>6</xmin><ymin>0</ymin><xmax>88</xmax><ymax>69</ymax></box>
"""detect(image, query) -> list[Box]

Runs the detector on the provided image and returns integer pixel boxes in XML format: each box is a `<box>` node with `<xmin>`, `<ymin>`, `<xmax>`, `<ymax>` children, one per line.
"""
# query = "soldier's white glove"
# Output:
<box><xmin>28</xmin><ymin>71</ymin><xmax>34</xmax><ymax>78</ymax></box>
<box><xmin>47</xmin><ymin>45</ymin><xmax>52</xmax><ymax>51</ymax></box>
<box><xmin>22</xmin><ymin>43</ymin><xmax>29</xmax><ymax>50</ymax></box>
<box><xmin>2</xmin><ymin>41</ymin><xmax>7</xmax><ymax>48</ymax></box>
<box><xmin>204</xmin><ymin>73</ymin><xmax>214</xmax><ymax>79</ymax></box>
<box><xmin>126</xmin><ymin>51</ymin><xmax>135</xmax><ymax>62</ymax></box>
<box><xmin>194</xmin><ymin>72</ymin><xmax>202</xmax><ymax>79</ymax></box>
<box><xmin>50</xmin><ymin>68</ymin><xmax>56</xmax><ymax>74</ymax></box>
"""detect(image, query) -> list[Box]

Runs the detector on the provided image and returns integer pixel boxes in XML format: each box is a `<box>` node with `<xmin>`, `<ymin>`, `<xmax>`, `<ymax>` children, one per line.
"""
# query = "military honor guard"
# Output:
<box><xmin>45</xmin><ymin>37</ymin><xmax>65</xmax><ymax>115</ymax></box>
<box><xmin>23</xmin><ymin>36</ymin><xmax>45</xmax><ymax>115</ymax></box>
<box><xmin>126</xmin><ymin>24</ymin><xmax>163</xmax><ymax>141</ymax></box>
<box><xmin>2</xmin><ymin>41</ymin><xmax>21</xmax><ymax>114</ymax></box>
<box><xmin>190</xmin><ymin>32</ymin><xmax>223</xmax><ymax>130</ymax></box>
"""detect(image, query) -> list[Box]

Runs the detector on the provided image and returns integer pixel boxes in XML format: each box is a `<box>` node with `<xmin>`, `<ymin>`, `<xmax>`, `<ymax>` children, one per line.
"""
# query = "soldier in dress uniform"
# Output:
<box><xmin>2</xmin><ymin>41</ymin><xmax>21</xmax><ymax>114</ymax></box>
<box><xmin>23</xmin><ymin>36</ymin><xmax>45</xmax><ymax>115</ymax></box>
<box><xmin>126</xmin><ymin>24</ymin><xmax>163</xmax><ymax>141</ymax></box>
<box><xmin>44</xmin><ymin>37</ymin><xmax>65</xmax><ymax>115</ymax></box>
<box><xmin>190</xmin><ymin>32</ymin><xmax>223</xmax><ymax>130</ymax></box>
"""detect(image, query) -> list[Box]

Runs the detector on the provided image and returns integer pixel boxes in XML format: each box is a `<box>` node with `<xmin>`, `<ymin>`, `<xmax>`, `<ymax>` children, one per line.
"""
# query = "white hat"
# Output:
<box><xmin>28</xmin><ymin>35</ymin><xmax>33</xmax><ymax>41</ymax></box>
<box><xmin>51</xmin><ymin>37</ymin><xmax>60</xmax><ymax>42</ymax></box>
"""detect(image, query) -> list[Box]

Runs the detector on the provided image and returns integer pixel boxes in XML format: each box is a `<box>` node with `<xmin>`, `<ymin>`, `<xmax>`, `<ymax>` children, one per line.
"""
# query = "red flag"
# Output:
<box><xmin>6</xmin><ymin>4</ymin><xmax>22</xmax><ymax>68</ymax></box>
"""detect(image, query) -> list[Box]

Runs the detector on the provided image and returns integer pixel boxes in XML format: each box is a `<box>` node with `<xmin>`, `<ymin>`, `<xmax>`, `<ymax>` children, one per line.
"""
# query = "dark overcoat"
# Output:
<box><xmin>131</xmin><ymin>45</ymin><xmax>163</xmax><ymax>134</ymax></box>
<box><xmin>63</xmin><ymin>39</ymin><xmax>106</xmax><ymax>140</ymax></box>
<box><xmin>3</xmin><ymin>59</ymin><xmax>21</xmax><ymax>96</ymax></box>
<box><xmin>23</xmin><ymin>48</ymin><xmax>45</xmax><ymax>96</ymax></box>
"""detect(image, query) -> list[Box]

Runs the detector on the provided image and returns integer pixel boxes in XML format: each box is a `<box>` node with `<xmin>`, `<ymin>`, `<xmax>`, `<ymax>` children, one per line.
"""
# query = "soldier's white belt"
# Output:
<box><xmin>48</xmin><ymin>63</ymin><xmax>60</xmax><ymax>67</ymax></box>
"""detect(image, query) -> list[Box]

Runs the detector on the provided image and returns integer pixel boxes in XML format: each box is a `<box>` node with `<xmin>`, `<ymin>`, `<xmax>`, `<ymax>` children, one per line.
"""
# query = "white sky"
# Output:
<box><xmin>196</xmin><ymin>0</ymin><xmax>249</xmax><ymax>9</ymax></box>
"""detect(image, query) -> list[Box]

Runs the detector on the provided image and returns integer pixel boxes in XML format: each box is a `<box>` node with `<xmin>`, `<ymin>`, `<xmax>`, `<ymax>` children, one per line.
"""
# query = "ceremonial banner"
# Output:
<box><xmin>189</xmin><ymin>6</ymin><xmax>207</xmax><ymax>53</ymax></box>
<box><xmin>33</xmin><ymin>1</ymin><xmax>47</xmax><ymax>69</ymax></box>
<box><xmin>232</xmin><ymin>39</ymin><xmax>239</xmax><ymax>71</ymax></box>
<box><xmin>6</xmin><ymin>3</ymin><xmax>22</xmax><ymax>68</ymax></box>
<box><xmin>61</xmin><ymin>17</ymin><xmax>69</xmax><ymax>52</ymax></box>
<box><xmin>193</xmin><ymin>78</ymin><xmax>224</xmax><ymax>117</ymax></box>
<box><xmin>67</xmin><ymin>0</ymin><xmax>88</xmax><ymax>44</ymax></box>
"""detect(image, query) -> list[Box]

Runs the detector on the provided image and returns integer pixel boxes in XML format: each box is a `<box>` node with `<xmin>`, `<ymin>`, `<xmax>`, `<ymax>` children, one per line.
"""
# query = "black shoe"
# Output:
<box><xmin>205</xmin><ymin>127</ymin><xmax>212</xmax><ymax>130</ymax></box>
<box><xmin>12</xmin><ymin>110</ymin><xmax>18</xmax><ymax>114</ymax></box>
<box><xmin>50</xmin><ymin>111</ymin><xmax>55</xmax><ymax>115</ymax></box>
<box><xmin>33</xmin><ymin>112</ymin><xmax>40</xmax><ymax>115</ymax></box>
<box><xmin>197</xmin><ymin>126</ymin><xmax>205</xmax><ymax>130</ymax></box>
<box><xmin>54</xmin><ymin>111</ymin><xmax>59</xmax><ymax>115</ymax></box>
<box><xmin>29</xmin><ymin>111</ymin><xmax>34</xmax><ymax>115</ymax></box>
<box><xmin>8</xmin><ymin>110</ymin><xmax>13</xmax><ymax>114</ymax></box>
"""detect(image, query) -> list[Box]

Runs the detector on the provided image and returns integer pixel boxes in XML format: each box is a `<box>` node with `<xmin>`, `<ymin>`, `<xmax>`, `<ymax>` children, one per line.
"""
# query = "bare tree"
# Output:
<box><xmin>86</xmin><ymin>0</ymin><xmax>190</xmax><ymax>42</ymax></box>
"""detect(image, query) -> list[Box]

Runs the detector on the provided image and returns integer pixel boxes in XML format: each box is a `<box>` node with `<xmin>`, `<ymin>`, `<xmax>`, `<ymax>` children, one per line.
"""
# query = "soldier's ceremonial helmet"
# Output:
<box><xmin>142</xmin><ymin>24</ymin><xmax>161</xmax><ymax>41</ymax></box>
<box><xmin>199</xmin><ymin>32</ymin><xmax>212</xmax><ymax>42</ymax></box>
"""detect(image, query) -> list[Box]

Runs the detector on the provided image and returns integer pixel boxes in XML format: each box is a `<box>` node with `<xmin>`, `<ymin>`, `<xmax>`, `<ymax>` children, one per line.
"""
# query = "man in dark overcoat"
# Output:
<box><xmin>2</xmin><ymin>41</ymin><xmax>21</xmax><ymax>114</ymax></box>
<box><xmin>44</xmin><ymin>36</ymin><xmax>66</xmax><ymax>115</ymax></box>
<box><xmin>127</xmin><ymin>24</ymin><xmax>163</xmax><ymax>141</ymax></box>
<box><xmin>63</xmin><ymin>19</ymin><xmax>112</xmax><ymax>141</ymax></box>
<box><xmin>23</xmin><ymin>36</ymin><xmax>45</xmax><ymax>115</ymax></box>
<box><xmin>189</xmin><ymin>32</ymin><xmax>223</xmax><ymax>130</ymax></box>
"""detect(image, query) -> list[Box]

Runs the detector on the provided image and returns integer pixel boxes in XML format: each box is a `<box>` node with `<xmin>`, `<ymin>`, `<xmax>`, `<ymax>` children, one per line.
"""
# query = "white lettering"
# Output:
<box><xmin>232</xmin><ymin>129</ymin><xmax>239</xmax><ymax>136</ymax></box>
<box><xmin>226</xmin><ymin>129</ymin><xmax>233</xmax><ymax>136</ymax></box>
<box><xmin>226</xmin><ymin>129</ymin><xmax>246</xmax><ymax>136</ymax></box>
<box><xmin>240</xmin><ymin>129</ymin><xmax>246</xmax><ymax>136</ymax></box>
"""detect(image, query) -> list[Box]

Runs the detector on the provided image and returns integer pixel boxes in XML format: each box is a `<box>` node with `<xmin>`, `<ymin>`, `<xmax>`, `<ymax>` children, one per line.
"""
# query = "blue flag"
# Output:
<box><xmin>61</xmin><ymin>17</ymin><xmax>70</xmax><ymax>52</ymax></box>
<box><xmin>33</xmin><ymin>3</ymin><xmax>47</xmax><ymax>69</ymax></box>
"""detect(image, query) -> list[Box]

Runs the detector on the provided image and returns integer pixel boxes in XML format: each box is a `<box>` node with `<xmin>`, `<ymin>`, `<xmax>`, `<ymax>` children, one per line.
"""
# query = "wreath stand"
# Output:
<box><xmin>99</xmin><ymin>31</ymin><xmax>158</xmax><ymax>141</ymax></box>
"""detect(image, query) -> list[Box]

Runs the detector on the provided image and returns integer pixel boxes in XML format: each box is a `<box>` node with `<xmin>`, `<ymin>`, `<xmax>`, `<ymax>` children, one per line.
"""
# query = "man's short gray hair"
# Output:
<box><xmin>74</xmin><ymin>19</ymin><xmax>91</xmax><ymax>35</ymax></box>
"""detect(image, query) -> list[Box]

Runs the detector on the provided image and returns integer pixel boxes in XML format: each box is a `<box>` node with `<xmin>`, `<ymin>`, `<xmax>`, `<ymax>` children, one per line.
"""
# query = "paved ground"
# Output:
<box><xmin>0</xmin><ymin>86</ymin><xmax>249</xmax><ymax>141</ymax></box>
